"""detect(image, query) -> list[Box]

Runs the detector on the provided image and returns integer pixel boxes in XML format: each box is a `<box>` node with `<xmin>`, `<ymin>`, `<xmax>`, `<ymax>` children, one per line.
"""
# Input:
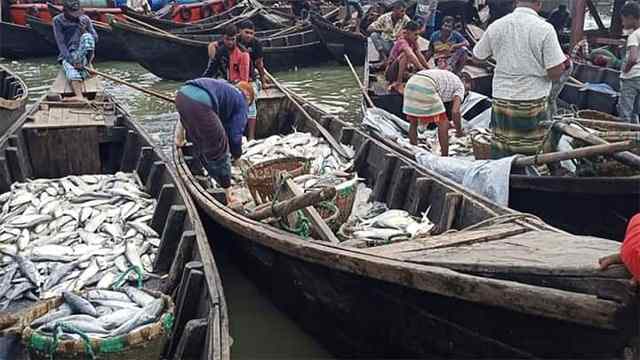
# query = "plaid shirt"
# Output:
<box><xmin>415</xmin><ymin>69</ymin><xmax>465</xmax><ymax>102</ymax></box>
<box><xmin>571</xmin><ymin>39</ymin><xmax>590</xmax><ymax>65</ymax></box>
<box><xmin>367</xmin><ymin>12</ymin><xmax>410</xmax><ymax>42</ymax></box>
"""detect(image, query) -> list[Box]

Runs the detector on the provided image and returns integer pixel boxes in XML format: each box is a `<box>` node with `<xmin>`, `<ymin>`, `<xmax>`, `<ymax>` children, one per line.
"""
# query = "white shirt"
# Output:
<box><xmin>473</xmin><ymin>7</ymin><xmax>566</xmax><ymax>100</ymax></box>
<box><xmin>622</xmin><ymin>28</ymin><xmax>640</xmax><ymax>79</ymax></box>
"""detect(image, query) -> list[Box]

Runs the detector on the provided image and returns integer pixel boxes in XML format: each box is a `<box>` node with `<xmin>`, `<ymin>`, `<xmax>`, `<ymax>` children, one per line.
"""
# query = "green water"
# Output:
<box><xmin>1</xmin><ymin>57</ymin><xmax>363</xmax><ymax>359</ymax></box>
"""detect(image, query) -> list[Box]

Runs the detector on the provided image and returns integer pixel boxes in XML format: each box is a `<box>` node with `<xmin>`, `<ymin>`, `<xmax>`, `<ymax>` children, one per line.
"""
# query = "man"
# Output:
<box><xmin>175</xmin><ymin>78</ymin><xmax>255</xmax><ymax>203</ymax></box>
<box><xmin>425</xmin><ymin>16</ymin><xmax>469</xmax><ymax>74</ymax></box>
<box><xmin>403</xmin><ymin>69</ymin><xmax>465</xmax><ymax>156</ymax></box>
<box><xmin>548</xmin><ymin>48</ymin><xmax>573</xmax><ymax>118</ymax></box>
<box><xmin>367</xmin><ymin>1</ymin><xmax>410</xmax><ymax>59</ymax></box>
<box><xmin>238</xmin><ymin>20</ymin><xmax>267</xmax><ymax>140</ymax></box>
<box><xmin>547</xmin><ymin>4</ymin><xmax>570</xmax><ymax>35</ymax></box>
<box><xmin>599</xmin><ymin>213</ymin><xmax>640</xmax><ymax>285</ymax></box>
<box><xmin>52</xmin><ymin>0</ymin><xmax>98</xmax><ymax>102</ymax></box>
<box><xmin>385</xmin><ymin>21</ymin><xmax>429</xmax><ymax>93</ymax></box>
<box><xmin>473</xmin><ymin>0</ymin><xmax>565</xmax><ymax>159</ymax></box>
<box><xmin>619</xmin><ymin>1</ymin><xmax>640</xmax><ymax>124</ymax></box>
<box><xmin>203</xmin><ymin>25</ymin><xmax>250</xmax><ymax>83</ymax></box>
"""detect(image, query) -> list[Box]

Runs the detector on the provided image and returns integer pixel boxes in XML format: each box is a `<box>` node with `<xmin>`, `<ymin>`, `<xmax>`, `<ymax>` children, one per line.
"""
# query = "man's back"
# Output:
<box><xmin>473</xmin><ymin>7</ymin><xmax>565</xmax><ymax>100</ymax></box>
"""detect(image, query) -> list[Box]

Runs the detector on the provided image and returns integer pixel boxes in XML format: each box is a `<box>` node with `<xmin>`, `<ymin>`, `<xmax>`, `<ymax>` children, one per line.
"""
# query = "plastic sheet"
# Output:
<box><xmin>580</xmin><ymin>82</ymin><xmax>617</xmax><ymax>95</ymax></box>
<box><xmin>415</xmin><ymin>151</ymin><xmax>516</xmax><ymax>205</ymax></box>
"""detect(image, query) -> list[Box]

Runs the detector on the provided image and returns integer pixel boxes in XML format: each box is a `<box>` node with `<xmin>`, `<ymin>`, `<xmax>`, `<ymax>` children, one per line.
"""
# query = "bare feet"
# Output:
<box><xmin>598</xmin><ymin>253</ymin><xmax>622</xmax><ymax>270</ymax></box>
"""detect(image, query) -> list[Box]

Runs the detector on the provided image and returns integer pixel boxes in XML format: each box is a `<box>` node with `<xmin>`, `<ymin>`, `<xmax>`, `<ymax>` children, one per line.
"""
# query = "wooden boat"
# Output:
<box><xmin>26</xmin><ymin>15</ymin><xmax>132</xmax><ymax>62</ymax></box>
<box><xmin>0</xmin><ymin>66</ymin><xmax>28</xmax><ymax>137</ymax></box>
<box><xmin>173</xmin><ymin>75</ymin><xmax>638</xmax><ymax>358</ymax></box>
<box><xmin>110</xmin><ymin>17</ymin><xmax>332</xmax><ymax>81</ymax></box>
<box><xmin>168</xmin><ymin>8</ymin><xmax>291</xmax><ymax>36</ymax></box>
<box><xmin>309</xmin><ymin>13</ymin><xmax>366</xmax><ymax>66</ymax></box>
<box><xmin>0</xmin><ymin>21</ymin><xmax>58</xmax><ymax>59</ymax></box>
<box><xmin>0</xmin><ymin>73</ymin><xmax>230</xmax><ymax>359</ymax></box>
<box><xmin>560</xmin><ymin>63</ymin><xmax>620</xmax><ymax>115</ymax></box>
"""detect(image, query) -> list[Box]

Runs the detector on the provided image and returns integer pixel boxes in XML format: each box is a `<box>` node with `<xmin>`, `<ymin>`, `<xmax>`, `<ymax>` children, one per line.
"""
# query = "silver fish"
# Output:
<box><xmin>31</xmin><ymin>305</ymin><xmax>73</xmax><ymax>328</ymax></box>
<box><xmin>98</xmin><ymin>307</ymin><xmax>139</xmax><ymax>330</ymax></box>
<box><xmin>15</xmin><ymin>255</ymin><xmax>42</xmax><ymax>289</ymax></box>
<box><xmin>110</xmin><ymin>298</ymin><xmax>163</xmax><ymax>336</ymax></box>
<box><xmin>123</xmin><ymin>286</ymin><xmax>154</xmax><ymax>307</ymax></box>
<box><xmin>62</xmin><ymin>291</ymin><xmax>98</xmax><ymax>317</ymax></box>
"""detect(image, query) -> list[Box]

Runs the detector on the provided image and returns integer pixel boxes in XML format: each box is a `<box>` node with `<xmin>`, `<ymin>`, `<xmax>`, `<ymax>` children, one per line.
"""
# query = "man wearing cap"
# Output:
<box><xmin>52</xmin><ymin>0</ymin><xmax>98</xmax><ymax>102</ymax></box>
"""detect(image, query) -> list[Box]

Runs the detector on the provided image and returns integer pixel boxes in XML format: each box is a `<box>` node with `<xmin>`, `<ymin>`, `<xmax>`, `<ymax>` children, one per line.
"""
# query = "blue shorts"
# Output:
<box><xmin>247</xmin><ymin>80</ymin><xmax>260</xmax><ymax>119</ymax></box>
<box><xmin>205</xmin><ymin>153</ymin><xmax>232</xmax><ymax>188</ymax></box>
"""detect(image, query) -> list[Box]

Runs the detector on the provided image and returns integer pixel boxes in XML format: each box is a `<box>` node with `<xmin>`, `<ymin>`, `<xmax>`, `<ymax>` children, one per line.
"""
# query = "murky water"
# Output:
<box><xmin>1</xmin><ymin>57</ymin><xmax>361</xmax><ymax>358</ymax></box>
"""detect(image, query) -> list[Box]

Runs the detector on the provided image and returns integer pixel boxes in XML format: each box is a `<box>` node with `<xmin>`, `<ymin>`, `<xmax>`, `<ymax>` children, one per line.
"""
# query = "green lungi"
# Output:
<box><xmin>490</xmin><ymin>97</ymin><xmax>548</xmax><ymax>159</ymax></box>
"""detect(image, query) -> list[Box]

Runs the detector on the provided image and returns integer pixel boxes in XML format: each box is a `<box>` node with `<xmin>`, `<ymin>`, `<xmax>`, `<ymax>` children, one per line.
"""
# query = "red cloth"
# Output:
<box><xmin>227</xmin><ymin>47</ymin><xmax>250</xmax><ymax>83</ymax></box>
<box><xmin>620</xmin><ymin>213</ymin><xmax>640</xmax><ymax>279</ymax></box>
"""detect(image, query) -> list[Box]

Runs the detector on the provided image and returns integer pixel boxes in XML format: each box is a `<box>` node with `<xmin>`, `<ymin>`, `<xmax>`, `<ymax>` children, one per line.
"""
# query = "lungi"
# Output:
<box><xmin>490</xmin><ymin>97</ymin><xmax>547</xmax><ymax>159</ymax></box>
<box><xmin>403</xmin><ymin>74</ymin><xmax>448</xmax><ymax>127</ymax></box>
<box><xmin>62</xmin><ymin>33</ymin><xmax>95</xmax><ymax>81</ymax></box>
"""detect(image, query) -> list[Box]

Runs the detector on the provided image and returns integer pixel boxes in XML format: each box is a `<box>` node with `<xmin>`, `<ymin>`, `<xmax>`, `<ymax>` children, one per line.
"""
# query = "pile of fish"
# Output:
<box><xmin>0</xmin><ymin>173</ymin><xmax>160</xmax><ymax>310</ymax></box>
<box><xmin>30</xmin><ymin>289</ymin><xmax>165</xmax><ymax>339</ymax></box>
<box><xmin>338</xmin><ymin>185</ymin><xmax>434</xmax><ymax>247</ymax></box>
<box><xmin>241</xmin><ymin>132</ymin><xmax>355</xmax><ymax>175</ymax></box>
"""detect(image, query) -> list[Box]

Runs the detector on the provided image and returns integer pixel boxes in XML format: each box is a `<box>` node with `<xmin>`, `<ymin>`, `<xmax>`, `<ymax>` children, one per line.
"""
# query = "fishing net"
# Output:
<box><xmin>15</xmin><ymin>289</ymin><xmax>174</xmax><ymax>360</ymax></box>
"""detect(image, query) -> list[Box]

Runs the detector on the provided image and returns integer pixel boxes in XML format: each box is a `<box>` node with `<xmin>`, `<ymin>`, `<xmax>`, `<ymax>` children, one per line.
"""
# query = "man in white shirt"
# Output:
<box><xmin>619</xmin><ymin>1</ymin><xmax>640</xmax><ymax>124</ymax></box>
<box><xmin>473</xmin><ymin>0</ymin><xmax>566</xmax><ymax>158</ymax></box>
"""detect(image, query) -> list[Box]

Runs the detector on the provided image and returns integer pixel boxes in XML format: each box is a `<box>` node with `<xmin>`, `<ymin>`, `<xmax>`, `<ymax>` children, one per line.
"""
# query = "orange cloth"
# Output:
<box><xmin>408</xmin><ymin>113</ymin><xmax>448</xmax><ymax>125</ymax></box>
<box><xmin>227</xmin><ymin>47</ymin><xmax>250</xmax><ymax>83</ymax></box>
<box><xmin>621</xmin><ymin>213</ymin><xmax>640</xmax><ymax>280</ymax></box>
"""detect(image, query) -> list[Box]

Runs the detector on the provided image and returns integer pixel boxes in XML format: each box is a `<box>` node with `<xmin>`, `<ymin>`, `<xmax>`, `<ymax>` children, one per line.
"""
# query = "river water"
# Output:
<box><xmin>0</xmin><ymin>57</ymin><xmax>363</xmax><ymax>359</ymax></box>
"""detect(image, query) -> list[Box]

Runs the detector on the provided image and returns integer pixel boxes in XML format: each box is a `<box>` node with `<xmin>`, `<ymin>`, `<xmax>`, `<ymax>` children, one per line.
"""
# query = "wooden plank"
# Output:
<box><xmin>66</xmin><ymin>127</ymin><xmax>101</xmax><ymax>175</ymax></box>
<box><xmin>405</xmin><ymin>176</ymin><xmax>432</xmax><ymax>216</ymax></box>
<box><xmin>339</xmin><ymin>127</ymin><xmax>355</xmax><ymax>145</ymax></box>
<box><xmin>105</xmin><ymin>126</ymin><xmax>128</xmax><ymax>173</ymax></box>
<box><xmin>372</xmin><ymin>153</ymin><xmax>397</xmax><ymax>202</ymax></box>
<box><xmin>135</xmin><ymin>146</ymin><xmax>154</xmax><ymax>182</ymax></box>
<box><xmin>169</xmin><ymin>261</ymin><xmax>204</xmax><ymax>357</ymax></box>
<box><xmin>284</xmin><ymin>178</ymin><xmax>340</xmax><ymax>243</ymax></box>
<box><xmin>363</xmin><ymin>224</ymin><xmax>527</xmax><ymax>256</ymax></box>
<box><xmin>387</xmin><ymin>165</ymin><xmax>414</xmax><ymax>209</ymax></box>
<box><xmin>150</xmin><ymin>184</ymin><xmax>178</xmax><ymax>234</ymax></box>
<box><xmin>430</xmin><ymin>193</ymin><xmax>462</xmax><ymax>235</ymax></box>
<box><xmin>145</xmin><ymin>161</ymin><xmax>167</xmax><ymax>198</ymax></box>
<box><xmin>172</xmin><ymin>317</ymin><xmax>208</xmax><ymax>360</ymax></box>
<box><xmin>163</xmin><ymin>231</ymin><xmax>196</xmax><ymax>294</ymax></box>
<box><xmin>8</xmin><ymin>134</ymin><xmax>32</xmax><ymax>178</ymax></box>
<box><xmin>5</xmin><ymin>147</ymin><xmax>24</xmax><ymax>182</ymax></box>
<box><xmin>120</xmin><ymin>130</ymin><xmax>140</xmax><ymax>172</ymax></box>
<box><xmin>0</xmin><ymin>158</ymin><xmax>11</xmax><ymax>193</ymax></box>
<box><xmin>154</xmin><ymin>205</ymin><xmax>187</xmax><ymax>272</ymax></box>
<box><xmin>351</xmin><ymin>138</ymin><xmax>370</xmax><ymax>173</ymax></box>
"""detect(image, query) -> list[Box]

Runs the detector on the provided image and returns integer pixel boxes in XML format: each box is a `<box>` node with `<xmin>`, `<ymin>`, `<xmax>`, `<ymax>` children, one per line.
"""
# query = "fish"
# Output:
<box><xmin>73</xmin><ymin>259</ymin><xmax>100</xmax><ymax>292</ymax></box>
<box><xmin>43</xmin><ymin>259</ymin><xmax>82</xmax><ymax>292</ymax></box>
<box><xmin>63</xmin><ymin>291</ymin><xmax>98</xmax><ymax>317</ymax></box>
<box><xmin>0</xmin><ymin>265</ymin><xmax>18</xmax><ymax>299</ymax></box>
<box><xmin>110</xmin><ymin>298</ymin><xmax>164</xmax><ymax>336</ymax></box>
<box><xmin>86</xmin><ymin>289</ymin><xmax>132</xmax><ymax>303</ymax></box>
<box><xmin>123</xmin><ymin>286</ymin><xmax>155</xmax><ymax>307</ymax></box>
<box><xmin>15</xmin><ymin>255</ymin><xmax>42</xmax><ymax>289</ymax></box>
<box><xmin>98</xmin><ymin>307</ymin><xmax>140</xmax><ymax>330</ymax></box>
<box><xmin>40</xmin><ymin>315</ymin><xmax>109</xmax><ymax>334</ymax></box>
<box><xmin>31</xmin><ymin>305</ymin><xmax>73</xmax><ymax>328</ymax></box>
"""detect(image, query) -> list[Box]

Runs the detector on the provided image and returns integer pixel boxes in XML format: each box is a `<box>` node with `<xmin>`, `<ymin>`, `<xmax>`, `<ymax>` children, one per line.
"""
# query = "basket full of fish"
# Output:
<box><xmin>0</xmin><ymin>173</ymin><xmax>161</xmax><ymax>312</ymax></box>
<box><xmin>16</xmin><ymin>288</ymin><xmax>173</xmax><ymax>360</ymax></box>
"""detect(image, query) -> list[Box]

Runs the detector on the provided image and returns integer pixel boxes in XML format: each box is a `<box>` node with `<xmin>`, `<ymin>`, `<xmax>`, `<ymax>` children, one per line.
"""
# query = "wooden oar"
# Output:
<box><xmin>264</xmin><ymin>70</ymin><xmax>350</xmax><ymax>159</ymax></box>
<box><xmin>512</xmin><ymin>140</ymin><xmax>640</xmax><ymax>167</ymax></box>
<box><xmin>344</xmin><ymin>54</ymin><xmax>375</xmax><ymax>108</ymax></box>
<box><xmin>86</xmin><ymin>68</ymin><xmax>175</xmax><ymax>103</ymax></box>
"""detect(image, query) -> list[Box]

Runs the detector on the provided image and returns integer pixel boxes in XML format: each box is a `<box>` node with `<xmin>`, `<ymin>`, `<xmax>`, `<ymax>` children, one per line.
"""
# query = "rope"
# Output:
<box><xmin>47</xmin><ymin>322</ymin><xmax>95</xmax><ymax>360</ymax></box>
<box><xmin>111</xmin><ymin>265</ymin><xmax>144</xmax><ymax>289</ymax></box>
<box><xmin>460</xmin><ymin>213</ymin><xmax>545</xmax><ymax>232</ymax></box>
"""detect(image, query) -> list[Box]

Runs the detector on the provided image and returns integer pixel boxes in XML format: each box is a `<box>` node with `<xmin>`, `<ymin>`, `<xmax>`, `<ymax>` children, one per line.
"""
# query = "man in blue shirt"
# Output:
<box><xmin>424</xmin><ymin>16</ymin><xmax>468</xmax><ymax>74</ymax></box>
<box><xmin>52</xmin><ymin>0</ymin><xmax>98</xmax><ymax>101</ymax></box>
<box><xmin>175</xmin><ymin>79</ymin><xmax>255</xmax><ymax>203</ymax></box>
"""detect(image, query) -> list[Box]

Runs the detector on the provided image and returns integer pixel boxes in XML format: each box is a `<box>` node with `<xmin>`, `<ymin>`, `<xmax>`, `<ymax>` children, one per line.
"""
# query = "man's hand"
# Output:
<box><xmin>74</xmin><ymin>63</ymin><xmax>84</xmax><ymax>69</ymax></box>
<box><xmin>451</xmin><ymin>110</ymin><xmax>463</xmax><ymax>137</ymax></box>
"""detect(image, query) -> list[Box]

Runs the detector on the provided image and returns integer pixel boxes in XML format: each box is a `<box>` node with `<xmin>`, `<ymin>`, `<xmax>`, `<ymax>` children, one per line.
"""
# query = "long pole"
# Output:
<box><xmin>86</xmin><ymin>68</ymin><xmax>175</xmax><ymax>103</ymax></box>
<box><xmin>512</xmin><ymin>140</ymin><xmax>640</xmax><ymax>167</ymax></box>
<box><xmin>265</xmin><ymin>70</ymin><xmax>350</xmax><ymax>159</ymax></box>
<box><xmin>344</xmin><ymin>54</ymin><xmax>375</xmax><ymax>108</ymax></box>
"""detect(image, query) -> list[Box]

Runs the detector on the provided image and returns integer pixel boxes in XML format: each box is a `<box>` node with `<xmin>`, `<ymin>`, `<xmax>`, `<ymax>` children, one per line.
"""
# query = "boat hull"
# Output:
<box><xmin>0</xmin><ymin>66</ymin><xmax>28</xmax><ymax>137</ymax></box>
<box><xmin>0</xmin><ymin>21</ymin><xmax>57</xmax><ymax>59</ymax></box>
<box><xmin>310</xmin><ymin>15</ymin><xmax>366</xmax><ymax>66</ymax></box>
<box><xmin>27</xmin><ymin>17</ymin><xmax>132</xmax><ymax>62</ymax></box>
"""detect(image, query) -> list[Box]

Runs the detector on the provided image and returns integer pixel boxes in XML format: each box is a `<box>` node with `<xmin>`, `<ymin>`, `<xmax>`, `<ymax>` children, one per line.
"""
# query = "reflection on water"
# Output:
<box><xmin>1</xmin><ymin>59</ymin><xmax>363</xmax><ymax>155</ymax></box>
<box><xmin>0</xmin><ymin>57</ymin><xmax>358</xmax><ymax>359</ymax></box>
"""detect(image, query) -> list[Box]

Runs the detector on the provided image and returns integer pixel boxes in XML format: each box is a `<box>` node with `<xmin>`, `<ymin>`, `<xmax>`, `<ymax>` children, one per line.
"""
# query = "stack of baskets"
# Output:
<box><xmin>470</xmin><ymin>130</ymin><xmax>492</xmax><ymax>160</ymax></box>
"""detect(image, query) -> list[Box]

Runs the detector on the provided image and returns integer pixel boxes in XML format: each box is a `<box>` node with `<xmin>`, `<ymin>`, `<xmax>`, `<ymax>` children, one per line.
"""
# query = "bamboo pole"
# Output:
<box><xmin>265</xmin><ymin>70</ymin><xmax>350</xmax><ymax>159</ymax></box>
<box><xmin>512</xmin><ymin>140</ymin><xmax>640</xmax><ymax>167</ymax></box>
<box><xmin>86</xmin><ymin>68</ymin><xmax>175</xmax><ymax>103</ymax></box>
<box><xmin>248</xmin><ymin>186</ymin><xmax>336</xmax><ymax>220</ymax></box>
<box><xmin>344</xmin><ymin>54</ymin><xmax>375</xmax><ymax>108</ymax></box>
<box><xmin>552</xmin><ymin>122</ymin><xmax>640</xmax><ymax>169</ymax></box>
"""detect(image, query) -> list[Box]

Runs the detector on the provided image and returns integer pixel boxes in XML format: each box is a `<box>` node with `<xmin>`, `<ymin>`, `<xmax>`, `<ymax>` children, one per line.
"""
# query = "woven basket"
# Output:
<box><xmin>244</xmin><ymin>157</ymin><xmax>311</xmax><ymax>205</ymax></box>
<box><xmin>577</xmin><ymin>110</ymin><xmax>621</xmax><ymax>123</ymax></box>
<box><xmin>334</xmin><ymin>181</ymin><xmax>357</xmax><ymax>225</ymax></box>
<box><xmin>310</xmin><ymin>202</ymin><xmax>340</xmax><ymax>238</ymax></box>
<box><xmin>471</xmin><ymin>135</ymin><xmax>491</xmax><ymax>160</ymax></box>
<box><xmin>20</xmin><ymin>289</ymin><xmax>174</xmax><ymax>360</ymax></box>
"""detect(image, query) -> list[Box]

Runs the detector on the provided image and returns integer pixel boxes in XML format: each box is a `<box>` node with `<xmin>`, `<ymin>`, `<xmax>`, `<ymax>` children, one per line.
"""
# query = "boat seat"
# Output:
<box><xmin>559</xmin><ymin>83</ymin><xmax>585</xmax><ymax>108</ymax></box>
<box><xmin>574</xmin><ymin>64</ymin><xmax>603</xmax><ymax>84</ymax></box>
<box><xmin>49</xmin><ymin>69</ymin><xmax>103</xmax><ymax>97</ymax></box>
<box><xmin>583</xmin><ymin>90</ymin><xmax>618</xmax><ymax>115</ymax></box>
